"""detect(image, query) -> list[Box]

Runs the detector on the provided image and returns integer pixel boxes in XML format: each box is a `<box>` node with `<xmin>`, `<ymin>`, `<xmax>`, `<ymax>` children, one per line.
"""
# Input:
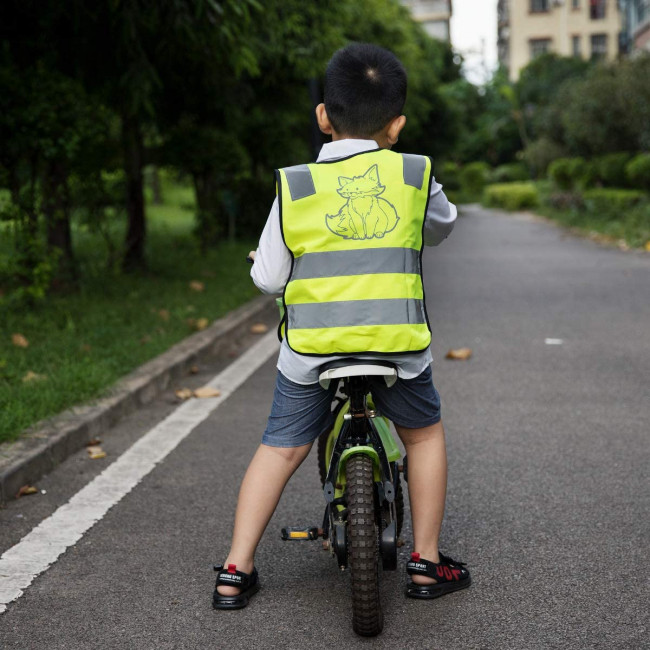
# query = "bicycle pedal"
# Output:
<box><xmin>281</xmin><ymin>526</ymin><xmax>321</xmax><ymax>541</ymax></box>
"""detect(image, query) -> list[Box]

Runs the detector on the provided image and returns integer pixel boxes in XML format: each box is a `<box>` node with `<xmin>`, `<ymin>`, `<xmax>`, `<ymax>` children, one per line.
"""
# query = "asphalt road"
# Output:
<box><xmin>1</xmin><ymin>206</ymin><xmax>649</xmax><ymax>649</ymax></box>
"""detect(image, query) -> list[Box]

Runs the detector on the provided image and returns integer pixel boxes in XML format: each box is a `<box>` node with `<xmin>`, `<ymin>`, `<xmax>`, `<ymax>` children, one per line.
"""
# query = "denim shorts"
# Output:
<box><xmin>262</xmin><ymin>366</ymin><xmax>441</xmax><ymax>448</ymax></box>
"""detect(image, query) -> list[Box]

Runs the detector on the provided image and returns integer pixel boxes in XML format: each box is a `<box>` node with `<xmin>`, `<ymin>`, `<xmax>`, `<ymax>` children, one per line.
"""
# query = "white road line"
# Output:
<box><xmin>0</xmin><ymin>331</ymin><xmax>279</xmax><ymax>614</ymax></box>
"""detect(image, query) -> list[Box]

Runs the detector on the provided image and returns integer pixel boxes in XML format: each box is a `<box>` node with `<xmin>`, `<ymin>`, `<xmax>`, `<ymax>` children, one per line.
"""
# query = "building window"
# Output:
<box><xmin>572</xmin><ymin>0</ymin><xmax>580</xmax><ymax>9</ymax></box>
<box><xmin>590</xmin><ymin>0</ymin><xmax>607</xmax><ymax>20</ymax></box>
<box><xmin>590</xmin><ymin>33</ymin><xmax>608</xmax><ymax>58</ymax></box>
<box><xmin>572</xmin><ymin>35</ymin><xmax>582</xmax><ymax>56</ymax></box>
<box><xmin>530</xmin><ymin>38</ymin><xmax>552</xmax><ymax>58</ymax></box>
<box><xmin>530</xmin><ymin>0</ymin><xmax>550</xmax><ymax>13</ymax></box>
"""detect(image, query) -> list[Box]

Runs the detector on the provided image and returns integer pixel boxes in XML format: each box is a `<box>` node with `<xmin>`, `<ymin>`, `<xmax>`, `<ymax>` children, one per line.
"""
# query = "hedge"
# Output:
<box><xmin>491</xmin><ymin>163</ymin><xmax>529</xmax><ymax>183</ymax></box>
<box><xmin>459</xmin><ymin>162</ymin><xmax>490</xmax><ymax>196</ymax></box>
<box><xmin>548</xmin><ymin>157</ymin><xmax>587</xmax><ymax>190</ymax></box>
<box><xmin>582</xmin><ymin>188</ymin><xmax>646</xmax><ymax>217</ymax></box>
<box><xmin>483</xmin><ymin>182</ymin><xmax>540</xmax><ymax>211</ymax></box>
<box><xmin>625</xmin><ymin>154</ymin><xmax>650</xmax><ymax>190</ymax></box>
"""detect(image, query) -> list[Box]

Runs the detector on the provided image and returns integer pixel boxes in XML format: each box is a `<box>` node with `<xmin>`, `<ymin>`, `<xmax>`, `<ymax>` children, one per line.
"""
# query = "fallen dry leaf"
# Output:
<box><xmin>645</xmin><ymin>241</ymin><xmax>650</xmax><ymax>252</ymax></box>
<box><xmin>445</xmin><ymin>348</ymin><xmax>473</xmax><ymax>361</ymax></box>
<box><xmin>190</xmin><ymin>365</ymin><xmax>199</xmax><ymax>374</ymax></box>
<box><xmin>189</xmin><ymin>280</ymin><xmax>205</xmax><ymax>292</ymax></box>
<box><xmin>250</xmin><ymin>323</ymin><xmax>269</xmax><ymax>334</ymax></box>
<box><xmin>193</xmin><ymin>386</ymin><xmax>221</xmax><ymax>398</ymax></box>
<box><xmin>87</xmin><ymin>445</ymin><xmax>107</xmax><ymax>460</ymax></box>
<box><xmin>80</xmin><ymin>343</ymin><xmax>92</xmax><ymax>353</ymax></box>
<box><xmin>196</xmin><ymin>317</ymin><xmax>209</xmax><ymax>331</ymax></box>
<box><xmin>194</xmin><ymin>386</ymin><xmax>221</xmax><ymax>398</ymax></box>
<box><xmin>16</xmin><ymin>485</ymin><xmax>38</xmax><ymax>498</ymax></box>
<box><xmin>175</xmin><ymin>388</ymin><xmax>193</xmax><ymax>400</ymax></box>
<box><xmin>158</xmin><ymin>309</ymin><xmax>170</xmax><ymax>321</ymax></box>
<box><xmin>140</xmin><ymin>334</ymin><xmax>152</xmax><ymax>344</ymax></box>
<box><xmin>12</xmin><ymin>333</ymin><xmax>29</xmax><ymax>348</ymax></box>
<box><xmin>22</xmin><ymin>370</ymin><xmax>47</xmax><ymax>383</ymax></box>
<box><xmin>86</xmin><ymin>438</ymin><xmax>102</xmax><ymax>446</ymax></box>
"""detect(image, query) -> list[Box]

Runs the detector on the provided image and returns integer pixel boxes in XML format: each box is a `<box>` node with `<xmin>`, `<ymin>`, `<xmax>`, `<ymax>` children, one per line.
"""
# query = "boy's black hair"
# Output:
<box><xmin>324</xmin><ymin>43</ymin><xmax>407</xmax><ymax>138</ymax></box>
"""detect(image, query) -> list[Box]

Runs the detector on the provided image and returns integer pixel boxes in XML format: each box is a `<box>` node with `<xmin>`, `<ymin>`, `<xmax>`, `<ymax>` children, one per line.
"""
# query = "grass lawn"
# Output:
<box><xmin>0</xmin><ymin>178</ymin><xmax>260</xmax><ymax>444</ymax></box>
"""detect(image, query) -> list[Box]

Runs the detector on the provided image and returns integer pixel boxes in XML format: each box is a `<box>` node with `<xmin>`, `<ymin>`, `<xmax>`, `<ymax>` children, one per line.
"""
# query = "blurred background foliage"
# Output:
<box><xmin>2</xmin><ymin>0</ymin><xmax>648</xmax><ymax>307</ymax></box>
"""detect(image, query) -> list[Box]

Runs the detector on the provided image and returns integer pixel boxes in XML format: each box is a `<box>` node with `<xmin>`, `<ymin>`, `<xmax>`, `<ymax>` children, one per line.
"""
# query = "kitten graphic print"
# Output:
<box><xmin>326</xmin><ymin>164</ymin><xmax>399</xmax><ymax>240</ymax></box>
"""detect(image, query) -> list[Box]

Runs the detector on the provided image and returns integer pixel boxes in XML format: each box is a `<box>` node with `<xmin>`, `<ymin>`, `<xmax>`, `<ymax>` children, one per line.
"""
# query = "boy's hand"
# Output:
<box><xmin>246</xmin><ymin>250</ymin><xmax>256</xmax><ymax>264</ymax></box>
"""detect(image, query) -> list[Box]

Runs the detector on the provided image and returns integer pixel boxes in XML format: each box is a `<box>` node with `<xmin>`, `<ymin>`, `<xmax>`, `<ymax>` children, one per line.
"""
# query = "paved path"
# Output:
<box><xmin>1</xmin><ymin>206</ymin><xmax>648</xmax><ymax>649</ymax></box>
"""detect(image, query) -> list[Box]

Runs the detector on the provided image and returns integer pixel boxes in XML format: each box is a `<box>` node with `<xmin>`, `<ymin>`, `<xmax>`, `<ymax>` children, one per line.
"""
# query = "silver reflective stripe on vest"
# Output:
<box><xmin>401</xmin><ymin>154</ymin><xmax>426</xmax><ymax>190</ymax></box>
<box><xmin>292</xmin><ymin>248</ymin><xmax>420</xmax><ymax>280</ymax></box>
<box><xmin>287</xmin><ymin>298</ymin><xmax>427</xmax><ymax>330</ymax></box>
<box><xmin>284</xmin><ymin>164</ymin><xmax>316</xmax><ymax>201</ymax></box>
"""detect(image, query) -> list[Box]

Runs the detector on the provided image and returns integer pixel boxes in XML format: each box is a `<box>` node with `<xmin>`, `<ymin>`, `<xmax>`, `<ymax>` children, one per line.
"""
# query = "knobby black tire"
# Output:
<box><xmin>319</xmin><ymin>428</ymin><xmax>405</xmax><ymax>537</ymax></box>
<box><xmin>346</xmin><ymin>454</ymin><xmax>383</xmax><ymax>637</ymax></box>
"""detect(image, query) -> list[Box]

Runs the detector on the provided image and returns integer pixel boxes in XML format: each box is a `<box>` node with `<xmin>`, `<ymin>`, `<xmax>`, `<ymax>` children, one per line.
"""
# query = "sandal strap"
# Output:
<box><xmin>214</xmin><ymin>563</ymin><xmax>256</xmax><ymax>589</ymax></box>
<box><xmin>406</xmin><ymin>552</ymin><xmax>468</xmax><ymax>583</ymax></box>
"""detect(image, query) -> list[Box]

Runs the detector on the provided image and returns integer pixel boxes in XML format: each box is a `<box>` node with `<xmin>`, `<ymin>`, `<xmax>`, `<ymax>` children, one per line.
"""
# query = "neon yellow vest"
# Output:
<box><xmin>277</xmin><ymin>148</ymin><xmax>432</xmax><ymax>356</ymax></box>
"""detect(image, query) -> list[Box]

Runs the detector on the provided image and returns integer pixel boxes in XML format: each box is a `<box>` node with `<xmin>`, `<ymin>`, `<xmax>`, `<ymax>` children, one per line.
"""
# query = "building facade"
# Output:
<box><xmin>498</xmin><ymin>0</ymin><xmax>623</xmax><ymax>79</ymax></box>
<box><xmin>621</xmin><ymin>0</ymin><xmax>650</xmax><ymax>52</ymax></box>
<box><xmin>401</xmin><ymin>0</ymin><xmax>453</xmax><ymax>41</ymax></box>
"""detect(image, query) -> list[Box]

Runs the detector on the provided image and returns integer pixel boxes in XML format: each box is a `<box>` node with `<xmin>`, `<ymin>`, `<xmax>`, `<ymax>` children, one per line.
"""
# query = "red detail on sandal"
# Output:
<box><xmin>411</xmin><ymin>552</ymin><xmax>421</xmax><ymax>562</ymax></box>
<box><xmin>443</xmin><ymin>566</ymin><xmax>453</xmax><ymax>580</ymax></box>
<box><xmin>227</xmin><ymin>564</ymin><xmax>237</xmax><ymax>574</ymax></box>
<box><xmin>436</xmin><ymin>566</ymin><xmax>445</xmax><ymax>578</ymax></box>
<box><xmin>451</xmin><ymin>568</ymin><xmax>462</xmax><ymax>580</ymax></box>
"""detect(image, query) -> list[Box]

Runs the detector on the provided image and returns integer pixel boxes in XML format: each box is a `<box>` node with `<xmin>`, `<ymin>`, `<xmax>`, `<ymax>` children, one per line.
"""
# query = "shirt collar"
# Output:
<box><xmin>316</xmin><ymin>139</ymin><xmax>380</xmax><ymax>162</ymax></box>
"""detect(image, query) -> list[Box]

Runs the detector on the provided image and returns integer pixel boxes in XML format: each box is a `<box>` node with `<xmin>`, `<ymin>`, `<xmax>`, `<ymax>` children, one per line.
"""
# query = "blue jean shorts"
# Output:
<box><xmin>262</xmin><ymin>366</ymin><xmax>441</xmax><ymax>448</ymax></box>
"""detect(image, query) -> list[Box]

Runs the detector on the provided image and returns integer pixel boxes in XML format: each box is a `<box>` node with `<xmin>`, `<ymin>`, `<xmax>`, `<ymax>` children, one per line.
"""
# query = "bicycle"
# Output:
<box><xmin>281</xmin><ymin>357</ymin><xmax>407</xmax><ymax>637</ymax></box>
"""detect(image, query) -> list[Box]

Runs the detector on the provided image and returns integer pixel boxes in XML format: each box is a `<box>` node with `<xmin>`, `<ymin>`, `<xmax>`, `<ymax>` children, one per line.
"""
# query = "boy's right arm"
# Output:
<box><xmin>250</xmin><ymin>197</ymin><xmax>291</xmax><ymax>295</ymax></box>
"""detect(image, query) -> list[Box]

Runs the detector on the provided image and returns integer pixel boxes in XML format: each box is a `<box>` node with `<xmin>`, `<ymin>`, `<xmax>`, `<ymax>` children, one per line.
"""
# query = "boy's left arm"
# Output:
<box><xmin>423</xmin><ymin>176</ymin><xmax>457</xmax><ymax>246</ymax></box>
<box><xmin>250</xmin><ymin>197</ymin><xmax>291</xmax><ymax>295</ymax></box>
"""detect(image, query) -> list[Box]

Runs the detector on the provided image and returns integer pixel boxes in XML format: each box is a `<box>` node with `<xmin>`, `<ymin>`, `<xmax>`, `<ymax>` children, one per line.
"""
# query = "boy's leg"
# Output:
<box><xmin>217</xmin><ymin>441</ymin><xmax>312</xmax><ymax>596</ymax></box>
<box><xmin>395</xmin><ymin>420</ymin><xmax>447</xmax><ymax>586</ymax></box>
<box><xmin>216</xmin><ymin>370</ymin><xmax>336</xmax><ymax>598</ymax></box>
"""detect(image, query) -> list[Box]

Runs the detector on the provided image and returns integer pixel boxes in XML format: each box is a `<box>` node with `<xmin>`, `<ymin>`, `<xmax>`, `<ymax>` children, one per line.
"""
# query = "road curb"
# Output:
<box><xmin>0</xmin><ymin>294</ymin><xmax>275</xmax><ymax>504</ymax></box>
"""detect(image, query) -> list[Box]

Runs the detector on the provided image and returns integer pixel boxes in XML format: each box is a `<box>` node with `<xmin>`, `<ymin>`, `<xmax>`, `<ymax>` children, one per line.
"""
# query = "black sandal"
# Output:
<box><xmin>405</xmin><ymin>552</ymin><xmax>471</xmax><ymax>599</ymax></box>
<box><xmin>212</xmin><ymin>563</ymin><xmax>260</xmax><ymax>610</ymax></box>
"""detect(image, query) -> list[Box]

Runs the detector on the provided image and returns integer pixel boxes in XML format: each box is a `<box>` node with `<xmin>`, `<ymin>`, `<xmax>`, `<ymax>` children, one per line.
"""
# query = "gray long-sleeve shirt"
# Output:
<box><xmin>251</xmin><ymin>138</ymin><xmax>456</xmax><ymax>385</ymax></box>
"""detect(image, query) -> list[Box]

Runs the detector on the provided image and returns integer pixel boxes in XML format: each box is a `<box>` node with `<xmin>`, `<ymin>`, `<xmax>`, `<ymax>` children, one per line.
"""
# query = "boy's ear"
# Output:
<box><xmin>315</xmin><ymin>103</ymin><xmax>333</xmax><ymax>135</ymax></box>
<box><xmin>385</xmin><ymin>115</ymin><xmax>406</xmax><ymax>146</ymax></box>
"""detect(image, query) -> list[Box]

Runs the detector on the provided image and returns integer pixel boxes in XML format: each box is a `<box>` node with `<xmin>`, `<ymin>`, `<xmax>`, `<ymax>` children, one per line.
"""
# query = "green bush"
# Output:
<box><xmin>459</xmin><ymin>162</ymin><xmax>491</xmax><ymax>197</ymax></box>
<box><xmin>548</xmin><ymin>157</ymin><xmax>587</xmax><ymax>190</ymax></box>
<box><xmin>593</xmin><ymin>153</ymin><xmax>632</xmax><ymax>188</ymax></box>
<box><xmin>491</xmin><ymin>163</ymin><xmax>529</xmax><ymax>183</ymax></box>
<box><xmin>523</xmin><ymin>138</ymin><xmax>567</xmax><ymax>177</ymax></box>
<box><xmin>437</xmin><ymin>161</ymin><xmax>461</xmax><ymax>191</ymax></box>
<box><xmin>582</xmin><ymin>188</ymin><xmax>645</xmax><ymax>217</ymax></box>
<box><xmin>625</xmin><ymin>154</ymin><xmax>650</xmax><ymax>190</ymax></box>
<box><xmin>483</xmin><ymin>182</ymin><xmax>540</xmax><ymax>211</ymax></box>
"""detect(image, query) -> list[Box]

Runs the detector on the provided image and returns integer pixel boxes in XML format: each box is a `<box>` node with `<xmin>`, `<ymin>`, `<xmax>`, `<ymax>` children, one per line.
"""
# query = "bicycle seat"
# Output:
<box><xmin>318</xmin><ymin>359</ymin><xmax>398</xmax><ymax>389</ymax></box>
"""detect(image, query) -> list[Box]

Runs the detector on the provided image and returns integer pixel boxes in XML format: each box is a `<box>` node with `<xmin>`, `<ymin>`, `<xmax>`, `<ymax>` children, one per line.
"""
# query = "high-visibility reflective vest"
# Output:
<box><xmin>276</xmin><ymin>148</ymin><xmax>432</xmax><ymax>356</ymax></box>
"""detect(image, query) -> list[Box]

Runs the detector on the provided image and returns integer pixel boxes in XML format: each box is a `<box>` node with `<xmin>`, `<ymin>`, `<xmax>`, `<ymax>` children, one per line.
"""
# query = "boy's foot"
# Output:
<box><xmin>212</xmin><ymin>563</ymin><xmax>260</xmax><ymax>610</ymax></box>
<box><xmin>405</xmin><ymin>552</ymin><xmax>471</xmax><ymax>600</ymax></box>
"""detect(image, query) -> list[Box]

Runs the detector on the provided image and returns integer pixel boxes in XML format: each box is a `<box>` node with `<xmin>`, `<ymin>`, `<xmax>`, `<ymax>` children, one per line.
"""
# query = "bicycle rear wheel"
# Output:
<box><xmin>346</xmin><ymin>454</ymin><xmax>383</xmax><ymax>637</ymax></box>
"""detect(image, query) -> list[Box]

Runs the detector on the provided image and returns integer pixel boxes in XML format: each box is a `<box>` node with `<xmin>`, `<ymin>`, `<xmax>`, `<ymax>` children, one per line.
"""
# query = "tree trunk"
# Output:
<box><xmin>151</xmin><ymin>165</ymin><xmax>163</xmax><ymax>205</ymax></box>
<box><xmin>42</xmin><ymin>160</ymin><xmax>76</xmax><ymax>288</ymax></box>
<box><xmin>193</xmin><ymin>171</ymin><xmax>225</xmax><ymax>253</ymax></box>
<box><xmin>121</xmin><ymin>113</ymin><xmax>146</xmax><ymax>271</ymax></box>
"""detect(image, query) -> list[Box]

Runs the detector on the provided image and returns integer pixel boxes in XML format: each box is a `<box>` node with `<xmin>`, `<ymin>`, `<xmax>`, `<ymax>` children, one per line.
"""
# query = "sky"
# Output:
<box><xmin>450</xmin><ymin>0</ymin><xmax>499</xmax><ymax>84</ymax></box>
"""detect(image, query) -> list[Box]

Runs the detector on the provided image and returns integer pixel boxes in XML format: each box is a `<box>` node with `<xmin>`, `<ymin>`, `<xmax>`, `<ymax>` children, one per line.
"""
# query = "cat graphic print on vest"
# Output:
<box><xmin>326</xmin><ymin>164</ymin><xmax>399</xmax><ymax>240</ymax></box>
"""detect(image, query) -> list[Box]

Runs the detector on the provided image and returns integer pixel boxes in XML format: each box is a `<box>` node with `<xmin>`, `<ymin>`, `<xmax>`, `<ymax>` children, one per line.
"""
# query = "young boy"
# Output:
<box><xmin>213</xmin><ymin>43</ymin><xmax>470</xmax><ymax>609</ymax></box>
